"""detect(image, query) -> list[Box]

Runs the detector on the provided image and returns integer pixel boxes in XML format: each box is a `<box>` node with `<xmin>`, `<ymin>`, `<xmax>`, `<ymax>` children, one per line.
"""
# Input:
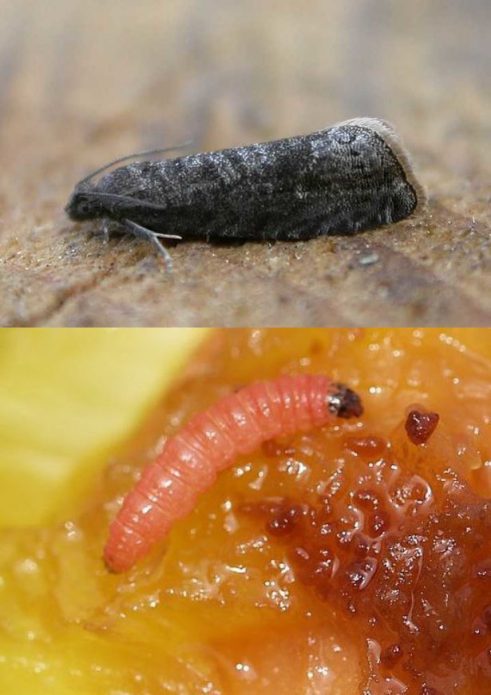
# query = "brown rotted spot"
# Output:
<box><xmin>405</xmin><ymin>408</ymin><xmax>439</xmax><ymax>445</ymax></box>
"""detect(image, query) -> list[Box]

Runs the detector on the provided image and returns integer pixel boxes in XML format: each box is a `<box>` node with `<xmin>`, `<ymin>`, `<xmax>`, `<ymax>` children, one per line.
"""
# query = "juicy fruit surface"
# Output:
<box><xmin>1</xmin><ymin>329</ymin><xmax>490</xmax><ymax>694</ymax></box>
<box><xmin>247</xmin><ymin>435</ymin><xmax>491</xmax><ymax>693</ymax></box>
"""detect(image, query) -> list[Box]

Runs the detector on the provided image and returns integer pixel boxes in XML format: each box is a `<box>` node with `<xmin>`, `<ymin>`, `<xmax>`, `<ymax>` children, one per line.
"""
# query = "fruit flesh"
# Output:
<box><xmin>0</xmin><ymin>328</ymin><xmax>490</xmax><ymax>694</ymax></box>
<box><xmin>245</xmin><ymin>428</ymin><xmax>491</xmax><ymax>693</ymax></box>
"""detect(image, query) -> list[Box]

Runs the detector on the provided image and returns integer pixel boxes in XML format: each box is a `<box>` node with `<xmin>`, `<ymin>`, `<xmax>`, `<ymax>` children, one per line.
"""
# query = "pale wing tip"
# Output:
<box><xmin>335</xmin><ymin>116</ymin><xmax>427</xmax><ymax>214</ymax></box>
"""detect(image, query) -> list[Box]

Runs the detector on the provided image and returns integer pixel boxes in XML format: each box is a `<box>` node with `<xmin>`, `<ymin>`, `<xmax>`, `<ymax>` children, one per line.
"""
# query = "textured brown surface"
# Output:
<box><xmin>0</xmin><ymin>0</ymin><xmax>489</xmax><ymax>326</ymax></box>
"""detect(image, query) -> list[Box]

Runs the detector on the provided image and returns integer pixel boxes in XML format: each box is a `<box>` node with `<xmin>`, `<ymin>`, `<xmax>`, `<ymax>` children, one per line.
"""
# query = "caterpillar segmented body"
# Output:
<box><xmin>104</xmin><ymin>374</ymin><xmax>363</xmax><ymax>573</ymax></box>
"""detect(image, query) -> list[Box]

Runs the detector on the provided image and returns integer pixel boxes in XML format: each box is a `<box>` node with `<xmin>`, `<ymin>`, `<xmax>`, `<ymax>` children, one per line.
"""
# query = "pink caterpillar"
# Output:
<box><xmin>104</xmin><ymin>374</ymin><xmax>363</xmax><ymax>572</ymax></box>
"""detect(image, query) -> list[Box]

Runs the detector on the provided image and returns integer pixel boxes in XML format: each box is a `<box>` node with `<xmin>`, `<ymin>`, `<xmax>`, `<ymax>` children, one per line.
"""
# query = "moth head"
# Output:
<box><xmin>65</xmin><ymin>186</ymin><xmax>106</xmax><ymax>221</ymax></box>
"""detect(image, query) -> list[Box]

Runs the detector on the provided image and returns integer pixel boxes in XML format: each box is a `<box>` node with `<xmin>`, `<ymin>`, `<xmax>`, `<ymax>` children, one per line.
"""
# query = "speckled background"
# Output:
<box><xmin>0</xmin><ymin>0</ymin><xmax>489</xmax><ymax>326</ymax></box>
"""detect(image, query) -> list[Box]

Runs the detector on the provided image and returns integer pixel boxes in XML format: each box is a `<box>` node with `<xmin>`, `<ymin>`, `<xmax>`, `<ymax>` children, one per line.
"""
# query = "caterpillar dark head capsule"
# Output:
<box><xmin>66</xmin><ymin>117</ymin><xmax>425</xmax><ymax>261</ymax></box>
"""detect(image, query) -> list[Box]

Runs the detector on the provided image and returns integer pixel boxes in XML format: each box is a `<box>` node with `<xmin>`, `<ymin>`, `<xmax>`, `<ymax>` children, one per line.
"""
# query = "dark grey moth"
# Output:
<box><xmin>66</xmin><ymin>117</ymin><xmax>425</xmax><ymax>267</ymax></box>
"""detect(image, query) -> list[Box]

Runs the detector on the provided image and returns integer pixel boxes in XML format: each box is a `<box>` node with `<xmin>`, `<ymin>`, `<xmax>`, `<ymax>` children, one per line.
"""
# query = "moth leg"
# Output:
<box><xmin>94</xmin><ymin>218</ymin><xmax>121</xmax><ymax>242</ymax></box>
<box><xmin>124</xmin><ymin>218</ymin><xmax>181</xmax><ymax>271</ymax></box>
<box><xmin>101</xmin><ymin>219</ymin><xmax>111</xmax><ymax>243</ymax></box>
<box><xmin>151</xmin><ymin>231</ymin><xmax>183</xmax><ymax>241</ymax></box>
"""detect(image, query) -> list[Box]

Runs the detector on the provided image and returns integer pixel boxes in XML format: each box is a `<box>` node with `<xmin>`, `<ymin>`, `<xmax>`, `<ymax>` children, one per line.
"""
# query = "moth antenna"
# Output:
<box><xmin>124</xmin><ymin>218</ymin><xmax>175</xmax><ymax>271</ymax></box>
<box><xmin>76</xmin><ymin>141</ymin><xmax>194</xmax><ymax>188</ymax></box>
<box><xmin>81</xmin><ymin>191</ymin><xmax>168</xmax><ymax>211</ymax></box>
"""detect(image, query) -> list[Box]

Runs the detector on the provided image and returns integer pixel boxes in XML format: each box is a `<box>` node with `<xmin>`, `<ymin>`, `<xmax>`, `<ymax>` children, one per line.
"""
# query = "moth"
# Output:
<box><xmin>104</xmin><ymin>373</ymin><xmax>363</xmax><ymax>573</ymax></box>
<box><xmin>66</xmin><ymin>117</ymin><xmax>425</xmax><ymax>268</ymax></box>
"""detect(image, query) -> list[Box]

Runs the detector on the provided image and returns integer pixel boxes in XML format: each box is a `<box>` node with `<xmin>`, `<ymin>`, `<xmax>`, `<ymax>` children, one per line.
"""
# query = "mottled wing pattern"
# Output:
<box><xmin>97</xmin><ymin>123</ymin><xmax>418</xmax><ymax>241</ymax></box>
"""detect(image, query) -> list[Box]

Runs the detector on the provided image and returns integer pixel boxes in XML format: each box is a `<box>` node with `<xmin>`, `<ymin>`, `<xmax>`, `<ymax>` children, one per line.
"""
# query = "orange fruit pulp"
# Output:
<box><xmin>1</xmin><ymin>328</ymin><xmax>490</xmax><ymax>694</ymax></box>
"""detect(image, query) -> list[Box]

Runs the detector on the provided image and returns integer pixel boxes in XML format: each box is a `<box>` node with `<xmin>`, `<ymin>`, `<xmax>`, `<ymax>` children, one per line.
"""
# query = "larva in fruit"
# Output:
<box><xmin>104</xmin><ymin>374</ymin><xmax>363</xmax><ymax>573</ymax></box>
